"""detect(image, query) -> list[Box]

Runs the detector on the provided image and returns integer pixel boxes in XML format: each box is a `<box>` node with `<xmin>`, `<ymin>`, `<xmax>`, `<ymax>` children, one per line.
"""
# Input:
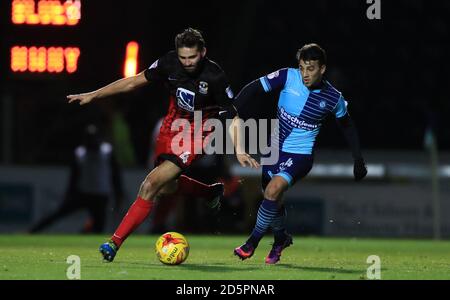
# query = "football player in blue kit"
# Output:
<box><xmin>230</xmin><ymin>43</ymin><xmax>368</xmax><ymax>264</ymax></box>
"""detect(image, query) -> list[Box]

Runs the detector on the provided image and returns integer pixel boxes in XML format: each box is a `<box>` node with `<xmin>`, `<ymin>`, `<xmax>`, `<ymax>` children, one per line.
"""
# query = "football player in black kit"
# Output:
<box><xmin>68</xmin><ymin>28</ymin><xmax>258</xmax><ymax>262</ymax></box>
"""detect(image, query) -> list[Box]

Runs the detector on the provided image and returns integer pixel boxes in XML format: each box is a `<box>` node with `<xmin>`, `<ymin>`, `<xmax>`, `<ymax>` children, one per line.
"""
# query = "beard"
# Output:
<box><xmin>184</xmin><ymin>65</ymin><xmax>197</xmax><ymax>73</ymax></box>
<box><xmin>183</xmin><ymin>57</ymin><xmax>205</xmax><ymax>75</ymax></box>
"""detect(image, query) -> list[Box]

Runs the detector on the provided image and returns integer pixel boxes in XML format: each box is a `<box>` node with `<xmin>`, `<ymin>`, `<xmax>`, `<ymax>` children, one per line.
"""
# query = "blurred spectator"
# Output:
<box><xmin>29</xmin><ymin>124</ymin><xmax>124</xmax><ymax>234</ymax></box>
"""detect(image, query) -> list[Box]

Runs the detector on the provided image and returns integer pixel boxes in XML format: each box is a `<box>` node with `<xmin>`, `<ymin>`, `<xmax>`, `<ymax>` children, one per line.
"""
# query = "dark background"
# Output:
<box><xmin>1</xmin><ymin>0</ymin><xmax>449</xmax><ymax>166</ymax></box>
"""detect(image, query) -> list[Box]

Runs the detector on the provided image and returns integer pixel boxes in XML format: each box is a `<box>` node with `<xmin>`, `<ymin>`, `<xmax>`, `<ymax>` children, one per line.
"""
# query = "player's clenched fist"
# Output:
<box><xmin>67</xmin><ymin>92</ymin><xmax>96</xmax><ymax>105</ymax></box>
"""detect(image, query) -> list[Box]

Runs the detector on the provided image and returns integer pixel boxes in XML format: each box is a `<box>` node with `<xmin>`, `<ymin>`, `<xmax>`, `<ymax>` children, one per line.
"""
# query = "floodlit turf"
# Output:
<box><xmin>0</xmin><ymin>234</ymin><xmax>449</xmax><ymax>280</ymax></box>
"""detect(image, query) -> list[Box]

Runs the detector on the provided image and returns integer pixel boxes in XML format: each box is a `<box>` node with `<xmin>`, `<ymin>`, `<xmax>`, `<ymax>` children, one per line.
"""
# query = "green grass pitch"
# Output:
<box><xmin>1</xmin><ymin>234</ymin><xmax>449</xmax><ymax>280</ymax></box>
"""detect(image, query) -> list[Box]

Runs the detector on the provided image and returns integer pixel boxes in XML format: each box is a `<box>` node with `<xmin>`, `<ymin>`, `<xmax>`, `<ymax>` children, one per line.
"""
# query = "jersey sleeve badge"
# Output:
<box><xmin>226</xmin><ymin>86</ymin><xmax>234</xmax><ymax>99</ymax></box>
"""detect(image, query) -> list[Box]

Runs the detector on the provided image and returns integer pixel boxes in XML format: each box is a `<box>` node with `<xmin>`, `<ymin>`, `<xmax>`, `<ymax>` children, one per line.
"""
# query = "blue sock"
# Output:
<box><xmin>248</xmin><ymin>199</ymin><xmax>278</xmax><ymax>247</ymax></box>
<box><xmin>271</xmin><ymin>205</ymin><xmax>288</xmax><ymax>244</ymax></box>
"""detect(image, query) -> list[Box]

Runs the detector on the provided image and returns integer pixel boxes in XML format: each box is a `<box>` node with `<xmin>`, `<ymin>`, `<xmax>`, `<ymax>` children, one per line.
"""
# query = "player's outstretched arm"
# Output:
<box><xmin>224</xmin><ymin>78</ymin><xmax>268</xmax><ymax>169</ymax></box>
<box><xmin>228</xmin><ymin>116</ymin><xmax>260</xmax><ymax>168</ymax></box>
<box><xmin>336</xmin><ymin>114</ymin><xmax>368</xmax><ymax>181</ymax></box>
<box><xmin>67</xmin><ymin>71</ymin><xmax>148</xmax><ymax>105</ymax></box>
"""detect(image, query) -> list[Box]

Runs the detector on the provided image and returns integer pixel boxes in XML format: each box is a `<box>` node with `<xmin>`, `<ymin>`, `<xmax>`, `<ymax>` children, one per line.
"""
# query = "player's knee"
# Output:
<box><xmin>264</xmin><ymin>183</ymin><xmax>284</xmax><ymax>200</ymax></box>
<box><xmin>139</xmin><ymin>177</ymin><xmax>162</xmax><ymax>198</ymax></box>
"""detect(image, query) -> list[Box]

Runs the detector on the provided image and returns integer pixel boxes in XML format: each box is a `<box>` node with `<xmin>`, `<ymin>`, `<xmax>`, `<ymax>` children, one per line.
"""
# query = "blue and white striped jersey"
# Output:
<box><xmin>260</xmin><ymin>68</ymin><xmax>348</xmax><ymax>154</ymax></box>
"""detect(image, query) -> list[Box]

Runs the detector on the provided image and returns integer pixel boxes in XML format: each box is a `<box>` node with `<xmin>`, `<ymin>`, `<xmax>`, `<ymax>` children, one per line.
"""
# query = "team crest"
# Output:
<box><xmin>176</xmin><ymin>88</ymin><xmax>195</xmax><ymax>112</ymax></box>
<box><xmin>319</xmin><ymin>100</ymin><xmax>327</xmax><ymax>109</ymax></box>
<box><xmin>198</xmin><ymin>81</ymin><xmax>209</xmax><ymax>95</ymax></box>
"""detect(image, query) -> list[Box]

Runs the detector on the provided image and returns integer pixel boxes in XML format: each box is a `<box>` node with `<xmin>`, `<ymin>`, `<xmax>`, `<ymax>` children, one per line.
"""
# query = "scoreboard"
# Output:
<box><xmin>12</xmin><ymin>0</ymin><xmax>81</xmax><ymax>26</ymax></box>
<box><xmin>11</xmin><ymin>46</ymin><xmax>80</xmax><ymax>74</ymax></box>
<box><xmin>8</xmin><ymin>0</ymin><xmax>139</xmax><ymax>77</ymax></box>
<box><xmin>9</xmin><ymin>0</ymin><xmax>82</xmax><ymax>74</ymax></box>
<box><xmin>1</xmin><ymin>0</ymin><xmax>148</xmax><ymax>166</ymax></box>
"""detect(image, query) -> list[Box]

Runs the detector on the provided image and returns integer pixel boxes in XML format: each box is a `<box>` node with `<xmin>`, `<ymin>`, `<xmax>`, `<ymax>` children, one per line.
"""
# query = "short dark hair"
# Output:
<box><xmin>296</xmin><ymin>43</ymin><xmax>327</xmax><ymax>66</ymax></box>
<box><xmin>175</xmin><ymin>28</ymin><xmax>205</xmax><ymax>50</ymax></box>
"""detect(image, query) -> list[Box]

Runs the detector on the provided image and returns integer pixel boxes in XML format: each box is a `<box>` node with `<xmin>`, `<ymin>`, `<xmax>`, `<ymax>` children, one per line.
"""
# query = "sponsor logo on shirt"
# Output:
<box><xmin>279</xmin><ymin>107</ymin><xmax>319</xmax><ymax>131</ymax></box>
<box><xmin>176</xmin><ymin>88</ymin><xmax>196</xmax><ymax>112</ymax></box>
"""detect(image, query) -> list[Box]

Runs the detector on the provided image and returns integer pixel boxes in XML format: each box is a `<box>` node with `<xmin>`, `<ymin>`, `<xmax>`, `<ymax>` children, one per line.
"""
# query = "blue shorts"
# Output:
<box><xmin>261</xmin><ymin>151</ymin><xmax>314</xmax><ymax>191</ymax></box>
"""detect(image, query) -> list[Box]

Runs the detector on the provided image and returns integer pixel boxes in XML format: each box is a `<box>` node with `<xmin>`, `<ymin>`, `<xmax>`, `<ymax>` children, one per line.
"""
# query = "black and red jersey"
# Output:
<box><xmin>144</xmin><ymin>51</ymin><xmax>234</xmax><ymax>138</ymax></box>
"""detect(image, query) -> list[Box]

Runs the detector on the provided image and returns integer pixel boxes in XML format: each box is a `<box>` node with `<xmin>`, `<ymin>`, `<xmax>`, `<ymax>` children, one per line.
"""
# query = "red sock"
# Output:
<box><xmin>177</xmin><ymin>175</ymin><xmax>220</xmax><ymax>198</ymax></box>
<box><xmin>111</xmin><ymin>197</ymin><xmax>154</xmax><ymax>247</ymax></box>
